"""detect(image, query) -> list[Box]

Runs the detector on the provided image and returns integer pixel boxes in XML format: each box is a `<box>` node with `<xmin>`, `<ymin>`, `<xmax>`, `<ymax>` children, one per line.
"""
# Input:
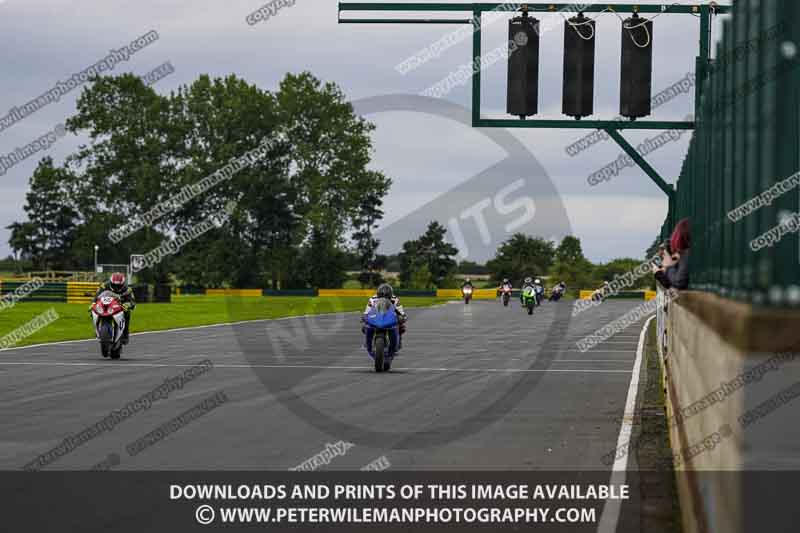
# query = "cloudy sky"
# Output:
<box><xmin>0</xmin><ymin>0</ymin><xmax>727</xmax><ymax>263</ymax></box>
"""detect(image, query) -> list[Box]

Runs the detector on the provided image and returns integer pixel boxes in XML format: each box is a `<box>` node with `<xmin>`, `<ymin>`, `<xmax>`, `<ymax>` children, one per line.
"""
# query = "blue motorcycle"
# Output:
<box><xmin>534</xmin><ymin>285</ymin><xmax>545</xmax><ymax>306</ymax></box>
<box><xmin>363</xmin><ymin>298</ymin><xmax>400</xmax><ymax>372</ymax></box>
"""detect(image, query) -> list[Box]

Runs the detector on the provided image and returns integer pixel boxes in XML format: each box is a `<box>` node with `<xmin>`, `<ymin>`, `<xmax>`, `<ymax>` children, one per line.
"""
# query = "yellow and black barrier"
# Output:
<box><xmin>205</xmin><ymin>289</ymin><xmax>263</xmax><ymax>297</ymax></box>
<box><xmin>436</xmin><ymin>288</ymin><xmax>497</xmax><ymax>300</ymax></box>
<box><xmin>579</xmin><ymin>290</ymin><xmax>657</xmax><ymax>301</ymax></box>
<box><xmin>317</xmin><ymin>289</ymin><xmax>375</xmax><ymax>297</ymax></box>
<box><xmin>67</xmin><ymin>281</ymin><xmax>101</xmax><ymax>304</ymax></box>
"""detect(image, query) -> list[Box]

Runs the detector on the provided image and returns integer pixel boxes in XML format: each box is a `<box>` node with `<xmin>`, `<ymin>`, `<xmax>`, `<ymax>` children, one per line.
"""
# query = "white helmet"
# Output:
<box><xmin>534</xmin><ymin>278</ymin><xmax>541</xmax><ymax>284</ymax></box>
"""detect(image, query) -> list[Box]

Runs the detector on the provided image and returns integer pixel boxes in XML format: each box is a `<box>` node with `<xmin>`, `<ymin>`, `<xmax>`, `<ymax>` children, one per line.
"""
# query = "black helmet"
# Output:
<box><xmin>376</xmin><ymin>283</ymin><xmax>394</xmax><ymax>299</ymax></box>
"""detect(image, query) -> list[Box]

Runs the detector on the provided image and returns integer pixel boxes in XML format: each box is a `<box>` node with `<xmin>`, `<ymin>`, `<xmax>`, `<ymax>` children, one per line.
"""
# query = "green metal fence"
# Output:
<box><xmin>661</xmin><ymin>0</ymin><xmax>800</xmax><ymax>307</ymax></box>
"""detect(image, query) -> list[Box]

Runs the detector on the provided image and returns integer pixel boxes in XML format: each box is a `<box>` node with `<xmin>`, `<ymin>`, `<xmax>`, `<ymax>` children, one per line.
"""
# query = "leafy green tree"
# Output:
<box><xmin>418</xmin><ymin>221</ymin><xmax>458</xmax><ymax>288</ymax></box>
<box><xmin>487</xmin><ymin>233</ymin><xmax>555</xmax><ymax>284</ymax></box>
<box><xmin>409</xmin><ymin>263</ymin><xmax>433</xmax><ymax>290</ymax></box>
<box><xmin>7</xmin><ymin>158</ymin><xmax>79</xmax><ymax>270</ymax></box>
<box><xmin>399</xmin><ymin>239</ymin><xmax>424</xmax><ymax>288</ymax></box>
<box><xmin>10</xmin><ymin>71</ymin><xmax>391</xmax><ymax>288</ymax></box>
<box><xmin>555</xmin><ymin>235</ymin><xmax>584</xmax><ymax>264</ymax></box>
<box><xmin>398</xmin><ymin>222</ymin><xmax>458</xmax><ymax>289</ymax></box>
<box><xmin>549</xmin><ymin>235</ymin><xmax>598</xmax><ymax>294</ymax></box>
<box><xmin>352</xmin><ymin>184</ymin><xmax>388</xmax><ymax>288</ymax></box>
<box><xmin>457</xmin><ymin>261</ymin><xmax>489</xmax><ymax>275</ymax></box>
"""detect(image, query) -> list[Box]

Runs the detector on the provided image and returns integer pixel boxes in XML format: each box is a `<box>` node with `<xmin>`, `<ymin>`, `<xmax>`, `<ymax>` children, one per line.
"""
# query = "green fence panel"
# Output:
<box><xmin>0</xmin><ymin>282</ymin><xmax>67</xmax><ymax>303</ymax></box>
<box><xmin>662</xmin><ymin>1</ymin><xmax>800</xmax><ymax>307</ymax></box>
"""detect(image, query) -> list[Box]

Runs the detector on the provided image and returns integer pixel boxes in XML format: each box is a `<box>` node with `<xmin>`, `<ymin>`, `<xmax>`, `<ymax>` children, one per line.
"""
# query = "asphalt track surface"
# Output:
<box><xmin>0</xmin><ymin>299</ymin><xmax>649</xmax><ymax>472</ymax></box>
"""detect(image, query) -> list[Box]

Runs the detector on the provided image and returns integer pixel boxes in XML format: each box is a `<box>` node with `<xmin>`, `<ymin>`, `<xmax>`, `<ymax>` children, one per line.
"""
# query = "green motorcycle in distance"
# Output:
<box><xmin>521</xmin><ymin>286</ymin><xmax>537</xmax><ymax>315</ymax></box>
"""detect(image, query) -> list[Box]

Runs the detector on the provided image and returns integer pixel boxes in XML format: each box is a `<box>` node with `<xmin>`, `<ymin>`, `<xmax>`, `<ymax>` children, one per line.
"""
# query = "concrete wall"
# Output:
<box><xmin>661</xmin><ymin>291</ymin><xmax>800</xmax><ymax>533</ymax></box>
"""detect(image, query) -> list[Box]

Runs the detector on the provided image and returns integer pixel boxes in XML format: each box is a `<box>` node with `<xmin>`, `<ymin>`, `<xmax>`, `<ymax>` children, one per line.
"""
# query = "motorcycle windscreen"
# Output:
<box><xmin>365</xmin><ymin>298</ymin><xmax>398</xmax><ymax>328</ymax></box>
<box><xmin>97</xmin><ymin>290</ymin><xmax>119</xmax><ymax>303</ymax></box>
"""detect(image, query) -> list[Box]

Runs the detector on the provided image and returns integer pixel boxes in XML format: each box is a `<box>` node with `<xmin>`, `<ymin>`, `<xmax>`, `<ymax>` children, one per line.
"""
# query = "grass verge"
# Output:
<box><xmin>0</xmin><ymin>295</ymin><xmax>447</xmax><ymax>348</ymax></box>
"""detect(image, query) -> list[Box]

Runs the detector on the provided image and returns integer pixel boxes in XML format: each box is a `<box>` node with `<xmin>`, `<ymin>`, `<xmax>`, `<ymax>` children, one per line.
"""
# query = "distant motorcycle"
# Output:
<box><xmin>500</xmin><ymin>286</ymin><xmax>512</xmax><ymax>307</ymax></box>
<box><xmin>90</xmin><ymin>290</ymin><xmax>127</xmax><ymax>359</ymax></box>
<box><xmin>363</xmin><ymin>298</ymin><xmax>400</xmax><ymax>373</ymax></box>
<box><xmin>550</xmin><ymin>286</ymin><xmax>565</xmax><ymax>301</ymax></box>
<box><xmin>462</xmin><ymin>286</ymin><xmax>473</xmax><ymax>304</ymax></box>
<box><xmin>521</xmin><ymin>286</ymin><xmax>537</xmax><ymax>315</ymax></box>
<box><xmin>534</xmin><ymin>285</ymin><xmax>545</xmax><ymax>306</ymax></box>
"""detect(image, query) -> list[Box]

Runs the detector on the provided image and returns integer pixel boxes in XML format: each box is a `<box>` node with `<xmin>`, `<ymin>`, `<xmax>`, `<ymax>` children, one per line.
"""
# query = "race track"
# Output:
<box><xmin>0</xmin><ymin>299</ymin><xmax>649</xmax><ymax>472</ymax></box>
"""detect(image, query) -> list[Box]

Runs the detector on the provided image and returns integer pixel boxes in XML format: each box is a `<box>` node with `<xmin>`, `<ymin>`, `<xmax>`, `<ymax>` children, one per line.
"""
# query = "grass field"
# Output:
<box><xmin>0</xmin><ymin>295</ymin><xmax>447</xmax><ymax>348</ymax></box>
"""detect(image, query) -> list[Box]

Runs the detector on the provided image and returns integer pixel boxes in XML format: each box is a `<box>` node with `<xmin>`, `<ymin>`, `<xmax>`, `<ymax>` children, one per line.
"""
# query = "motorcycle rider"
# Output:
<box><xmin>533</xmin><ymin>278</ymin><xmax>545</xmax><ymax>305</ymax></box>
<box><xmin>362</xmin><ymin>283</ymin><xmax>407</xmax><ymax>348</ymax></box>
<box><xmin>498</xmin><ymin>278</ymin><xmax>513</xmax><ymax>294</ymax></box>
<box><xmin>550</xmin><ymin>281</ymin><xmax>567</xmax><ymax>301</ymax></box>
<box><xmin>520</xmin><ymin>276</ymin><xmax>535</xmax><ymax>304</ymax></box>
<box><xmin>461</xmin><ymin>278</ymin><xmax>474</xmax><ymax>291</ymax></box>
<box><xmin>93</xmin><ymin>272</ymin><xmax>135</xmax><ymax>344</ymax></box>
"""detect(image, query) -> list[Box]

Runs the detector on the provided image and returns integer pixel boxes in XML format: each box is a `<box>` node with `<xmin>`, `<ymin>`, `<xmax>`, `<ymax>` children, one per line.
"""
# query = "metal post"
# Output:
<box><xmin>605</xmin><ymin>128</ymin><xmax>675</xmax><ymax>199</ymax></box>
<box><xmin>471</xmin><ymin>8</ymin><xmax>481</xmax><ymax>127</ymax></box>
<box><xmin>695</xmin><ymin>5</ymin><xmax>711</xmax><ymax>122</ymax></box>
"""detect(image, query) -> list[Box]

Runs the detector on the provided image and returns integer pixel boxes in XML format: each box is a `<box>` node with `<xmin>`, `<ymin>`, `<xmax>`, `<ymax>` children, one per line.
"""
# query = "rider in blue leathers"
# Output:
<box><xmin>361</xmin><ymin>283</ymin><xmax>407</xmax><ymax>350</ymax></box>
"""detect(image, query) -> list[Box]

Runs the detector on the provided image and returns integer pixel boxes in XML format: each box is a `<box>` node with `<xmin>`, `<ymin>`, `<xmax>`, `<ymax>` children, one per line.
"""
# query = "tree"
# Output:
<box><xmin>418</xmin><ymin>221</ymin><xmax>458</xmax><ymax>288</ymax></box>
<box><xmin>275</xmin><ymin>73</ymin><xmax>391</xmax><ymax>287</ymax></box>
<box><xmin>549</xmin><ymin>235</ymin><xmax>597</xmax><ymax>293</ymax></box>
<box><xmin>486</xmin><ymin>233</ymin><xmax>555</xmax><ymax>284</ymax></box>
<box><xmin>457</xmin><ymin>261</ymin><xmax>489</xmax><ymax>275</ymax></box>
<box><xmin>398</xmin><ymin>222</ymin><xmax>459</xmax><ymax>289</ymax></box>
<box><xmin>555</xmin><ymin>235</ymin><xmax>584</xmax><ymax>264</ymax></box>
<box><xmin>595</xmin><ymin>258</ymin><xmax>651</xmax><ymax>290</ymax></box>
<box><xmin>409</xmin><ymin>263</ymin><xmax>433</xmax><ymax>290</ymax></box>
<box><xmin>8</xmin><ymin>158</ymin><xmax>79</xmax><ymax>270</ymax></box>
<box><xmin>352</xmin><ymin>183</ymin><xmax>388</xmax><ymax>288</ymax></box>
<box><xmin>9</xmin><ymin>71</ymin><xmax>392</xmax><ymax>288</ymax></box>
<box><xmin>399</xmin><ymin>239</ymin><xmax>424</xmax><ymax>288</ymax></box>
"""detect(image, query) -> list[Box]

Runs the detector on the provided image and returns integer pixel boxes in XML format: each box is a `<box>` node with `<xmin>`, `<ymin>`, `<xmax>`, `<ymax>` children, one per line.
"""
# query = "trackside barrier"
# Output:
<box><xmin>175</xmin><ymin>286</ymin><xmax>206</xmax><ymax>295</ymax></box>
<box><xmin>436</xmin><ymin>288</ymin><xmax>496</xmax><ymax>299</ymax></box>
<box><xmin>66</xmin><ymin>282</ymin><xmax>101</xmax><ymax>304</ymax></box>
<box><xmin>263</xmin><ymin>289</ymin><xmax>318</xmax><ymax>297</ymax></box>
<box><xmin>659</xmin><ymin>2</ymin><xmax>800</xmax><ymax>307</ymax></box>
<box><xmin>0</xmin><ymin>280</ymin><xmax>68</xmax><ymax>303</ymax></box>
<box><xmin>205</xmin><ymin>289</ymin><xmax>263</xmax><ymax>297</ymax></box>
<box><xmin>395</xmin><ymin>290</ymin><xmax>436</xmax><ymax>297</ymax></box>
<box><xmin>578</xmin><ymin>290</ymin><xmax>652</xmax><ymax>300</ymax></box>
<box><xmin>661</xmin><ymin>291</ymin><xmax>800</xmax><ymax>533</ymax></box>
<box><xmin>318</xmin><ymin>289</ymin><xmax>374</xmax><ymax>297</ymax></box>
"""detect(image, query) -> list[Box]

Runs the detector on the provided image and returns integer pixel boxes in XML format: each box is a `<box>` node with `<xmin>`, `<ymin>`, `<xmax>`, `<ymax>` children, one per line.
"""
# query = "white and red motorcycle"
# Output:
<box><xmin>90</xmin><ymin>290</ymin><xmax>127</xmax><ymax>359</ymax></box>
<box><xmin>462</xmin><ymin>285</ymin><xmax>473</xmax><ymax>304</ymax></box>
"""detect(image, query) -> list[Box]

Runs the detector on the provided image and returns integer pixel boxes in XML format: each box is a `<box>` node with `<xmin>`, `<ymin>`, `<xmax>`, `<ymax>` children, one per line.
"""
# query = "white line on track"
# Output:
<box><xmin>596</xmin><ymin>314</ymin><xmax>655</xmax><ymax>533</ymax></box>
<box><xmin>0</xmin><ymin>361</ymin><xmax>632</xmax><ymax>374</ymax></box>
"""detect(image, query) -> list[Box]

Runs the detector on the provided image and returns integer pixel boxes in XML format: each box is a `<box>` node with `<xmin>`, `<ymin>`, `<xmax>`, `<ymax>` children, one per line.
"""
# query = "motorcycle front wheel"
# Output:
<box><xmin>374</xmin><ymin>334</ymin><xmax>385</xmax><ymax>373</ymax></box>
